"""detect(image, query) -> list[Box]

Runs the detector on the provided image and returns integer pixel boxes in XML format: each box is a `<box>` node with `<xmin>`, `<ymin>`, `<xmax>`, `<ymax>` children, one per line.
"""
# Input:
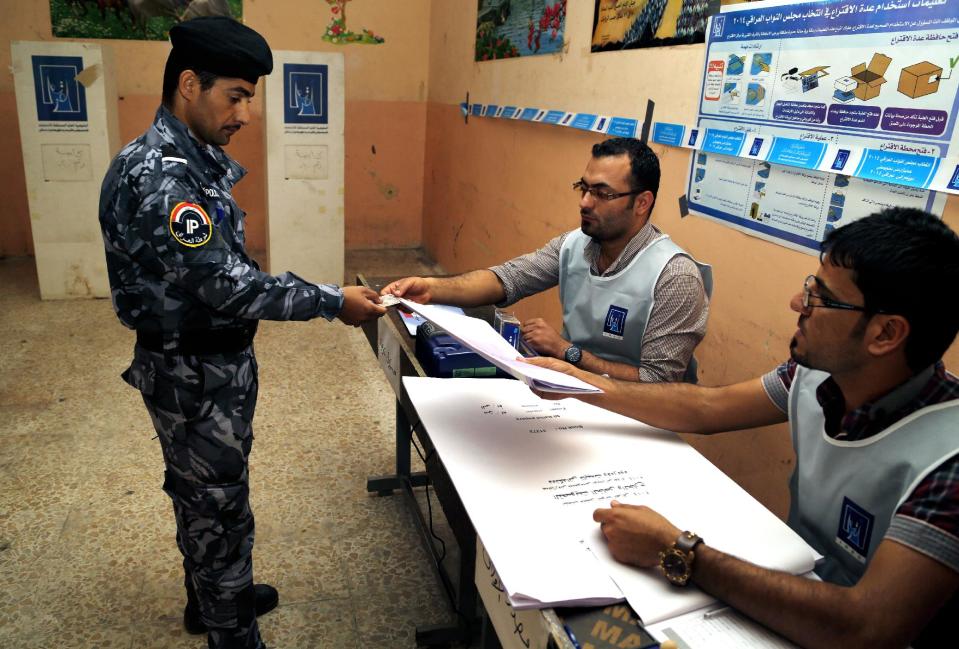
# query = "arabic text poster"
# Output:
<box><xmin>689</xmin><ymin>0</ymin><xmax>957</xmax><ymax>253</ymax></box>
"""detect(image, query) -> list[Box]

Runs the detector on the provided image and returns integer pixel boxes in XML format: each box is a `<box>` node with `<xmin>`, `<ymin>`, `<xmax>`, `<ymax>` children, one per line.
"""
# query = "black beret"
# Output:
<box><xmin>169</xmin><ymin>16</ymin><xmax>272</xmax><ymax>84</ymax></box>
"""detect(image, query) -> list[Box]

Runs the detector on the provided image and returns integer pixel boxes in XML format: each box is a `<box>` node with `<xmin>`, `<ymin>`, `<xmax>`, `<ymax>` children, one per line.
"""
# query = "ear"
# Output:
<box><xmin>177</xmin><ymin>69</ymin><xmax>200</xmax><ymax>103</ymax></box>
<box><xmin>632</xmin><ymin>190</ymin><xmax>655</xmax><ymax>220</ymax></box>
<box><xmin>865</xmin><ymin>314</ymin><xmax>910</xmax><ymax>359</ymax></box>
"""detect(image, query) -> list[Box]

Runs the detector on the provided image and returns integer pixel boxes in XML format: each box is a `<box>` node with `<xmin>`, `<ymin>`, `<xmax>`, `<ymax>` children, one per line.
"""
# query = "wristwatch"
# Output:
<box><xmin>564</xmin><ymin>344</ymin><xmax>583</xmax><ymax>365</ymax></box>
<box><xmin>659</xmin><ymin>531</ymin><xmax>703</xmax><ymax>586</ymax></box>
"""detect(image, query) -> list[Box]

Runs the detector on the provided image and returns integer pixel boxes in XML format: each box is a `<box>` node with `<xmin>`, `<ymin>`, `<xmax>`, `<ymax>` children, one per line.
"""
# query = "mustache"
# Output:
<box><xmin>580</xmin><ymin>208</ymin><xmax>593</xmax><ymax>218</ymax></box>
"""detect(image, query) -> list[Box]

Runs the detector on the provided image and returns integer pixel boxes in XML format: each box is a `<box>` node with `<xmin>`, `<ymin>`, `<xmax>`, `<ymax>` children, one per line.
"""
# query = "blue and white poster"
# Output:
<box><xmin>31</xmin><ymin>55</ymin><xmax>87</xmax><ymax>123</ymax></box>
<box><xmin>283</xmin><ymin>63</ymin><xmax>329</xmax><ymax>125</ymax></box>
<box><xmin>687</xmin><ymin>0</ymin><xmax>957</xmax><ymax>254</ymax></box>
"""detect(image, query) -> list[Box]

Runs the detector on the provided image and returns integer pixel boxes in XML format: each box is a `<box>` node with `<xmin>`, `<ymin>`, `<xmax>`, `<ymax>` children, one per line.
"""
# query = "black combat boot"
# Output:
<box><xmin>184</xmin><ymin>576</ymin><xmax>279</xmax><ymax>635</ymax></box>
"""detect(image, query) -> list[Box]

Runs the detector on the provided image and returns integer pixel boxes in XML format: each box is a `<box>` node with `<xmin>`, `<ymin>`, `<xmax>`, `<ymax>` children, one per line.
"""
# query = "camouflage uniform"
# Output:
<box><xmin>99</xmin><ymin>106</ymin><xmax>344</xmax><ymax>648</ymax></box>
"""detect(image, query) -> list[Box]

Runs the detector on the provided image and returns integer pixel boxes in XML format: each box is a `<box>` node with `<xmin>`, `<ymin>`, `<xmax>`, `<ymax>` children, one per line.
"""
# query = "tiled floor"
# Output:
<box><xmin>0</xmin><ymin>249</ymin><xmax>472</xmax><ymax>648</ymax></box>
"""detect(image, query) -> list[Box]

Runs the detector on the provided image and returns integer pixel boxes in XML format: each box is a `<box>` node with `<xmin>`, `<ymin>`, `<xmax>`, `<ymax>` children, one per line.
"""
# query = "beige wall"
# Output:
<box><xmin>424</xmin><ymin>0</ymin><xmax>959</xmax><ymax>518</ymax></box>
<box><xmin>0</xmin><ymin>0</ymin><xmax>431</xmax><ymax>258</ymax></box>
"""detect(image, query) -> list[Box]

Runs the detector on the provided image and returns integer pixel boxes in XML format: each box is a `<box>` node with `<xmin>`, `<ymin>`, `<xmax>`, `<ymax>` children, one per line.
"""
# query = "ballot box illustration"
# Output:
<box><xmin>898</xmin><ymin>61</ymin><xmax>942</xmax><ymax>99</ymax></box>
<box><xmin>850</xmin><ymin>52</ymin><xmax>891</xmax><ymax>101</ymax></box>
<box><xmin>799</xmin><ymin>65</ymin><xmax>829</xmax><ymax>92</ymax></box>
<box><xmin>833</xmin><ymin>76</ymin><xmax>857</xmax><ymax>103</ymax></box>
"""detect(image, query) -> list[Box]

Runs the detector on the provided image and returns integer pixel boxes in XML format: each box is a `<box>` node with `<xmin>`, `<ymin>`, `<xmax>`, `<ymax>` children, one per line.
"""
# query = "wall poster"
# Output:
<box><xmin>687</xmin><ymin>0</ymin><xmax>958</xmax><ymax>254</ymax></box>
<box><xmin>475</xmin><ymin>0</ymin><xmax>568</xmax><ymax>61</ymax></box>
<box><xmin>50</xmin><ymin>0</ymin><xmax>241</xmax><ymax>41</ymax></box>
<box><xmin>591</xmin><ymin>0</ymin><xmax>724</xmax><ymax>52</ymax></box>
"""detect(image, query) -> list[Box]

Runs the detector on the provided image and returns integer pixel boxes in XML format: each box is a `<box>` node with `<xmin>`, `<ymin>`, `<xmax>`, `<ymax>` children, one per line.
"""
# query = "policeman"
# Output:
<box><xmin>98</xmin><ymin>17</ymin><xmax>385</xmax><ymax>649</ymax></box>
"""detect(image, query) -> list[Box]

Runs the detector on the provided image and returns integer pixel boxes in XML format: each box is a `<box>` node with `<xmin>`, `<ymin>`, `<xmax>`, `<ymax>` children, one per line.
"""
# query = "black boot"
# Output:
<box><xmin>184</xmin><ymin>580</ymin><xmax>279</xmax><ymax>635</ymax></box>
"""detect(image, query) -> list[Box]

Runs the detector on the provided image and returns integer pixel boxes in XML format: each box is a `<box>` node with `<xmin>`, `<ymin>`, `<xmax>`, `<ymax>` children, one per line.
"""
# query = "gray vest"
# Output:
<box><xmin>787</xmin><ymin>365</ymin><xmax>959</xmax><ymax>585</ymax></box>
<box><xmin>557</xmin><ymin>230</ymin><xmax>713</xmax><ymax>382</ymax></box>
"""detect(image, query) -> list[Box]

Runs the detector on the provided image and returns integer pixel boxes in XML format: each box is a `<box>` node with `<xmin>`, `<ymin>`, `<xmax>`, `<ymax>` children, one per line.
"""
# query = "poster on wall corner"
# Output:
<box><xmin>591</xmin><ymin>0</ymin><xmax>734</xmax><ymax>53</ymax></box>
<box><xmin>475</xmin><ymin>0</ymin><xmax>567</xmax><ymax>61</ymax></box>
<box><xmin>49</xmin><ymin>0</ymin><xmax>242</xmax><ymax>41</ymax></box>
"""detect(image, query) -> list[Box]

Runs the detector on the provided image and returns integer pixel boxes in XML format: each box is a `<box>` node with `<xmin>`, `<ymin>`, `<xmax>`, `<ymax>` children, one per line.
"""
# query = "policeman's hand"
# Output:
<box><xmin>593</xmin><ymin>501</ymin><xmax>681</xmax><ymax>568</ymax></box>
<box><xmin>521</xmin><ymin>318</ymin><xmax>568</xmax><ymax>358</ymax></box>
<box><xmin>380</xmin><ymin>277</ymin><xmax>433</xmax><ymax>304</ymax></box>
<box><xmin>338</xmin><ymin>286</ymin><xmax>387</xmax><ymax>326</ymax></box>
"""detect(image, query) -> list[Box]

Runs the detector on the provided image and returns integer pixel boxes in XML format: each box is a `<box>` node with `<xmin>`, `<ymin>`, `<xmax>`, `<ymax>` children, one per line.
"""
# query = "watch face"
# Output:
<box><xmin>565</xmin><ymin>346</ymin><xmax>582</xmax><ymax>364</ymax></box>
<box><xmin>661</xmin><ymin>550</ymin><xmax>691</xmax><ymax>585</ymax></box>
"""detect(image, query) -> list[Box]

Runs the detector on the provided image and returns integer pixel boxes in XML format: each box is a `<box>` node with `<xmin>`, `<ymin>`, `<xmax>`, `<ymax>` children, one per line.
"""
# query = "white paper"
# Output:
<box><xmin>400</xmin><ymin>300</ymin><xmax>602</xmax><ymax>394</ymax></box>
<box><xmin>397</xmin><ymin>303</ymin><xmax>465</xmax><ymax>336</ymax></box>
<box><xmin>403</xmin><ymin>378</ymin><xmax>817</xmax><ymax>621</ymax></box>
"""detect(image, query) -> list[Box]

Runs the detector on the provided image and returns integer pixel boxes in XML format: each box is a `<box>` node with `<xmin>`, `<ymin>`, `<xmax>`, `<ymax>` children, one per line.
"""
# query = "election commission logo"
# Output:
<box><xmin>835</xmin><ymin>496</ymin><xmax>874</xmax><ymax>564</ymax></box>
<box><xmin>31</xmin><ymin>55</ymin><xmax>88</xmax><ymax>122</ymax></box>
<box><xmin>169</xmin><ymin>202</ymin><xmax>213</xmax><ymax>248</ymax></box>
<box><xmin>283</xmin><ymin>63</ymin><xmax>329</xmax><ymax>125</ymax></box>
<box><xmin>603</xmin><ymin>305</ymin><xmax>628</xmax><ymax>340</ymax></box>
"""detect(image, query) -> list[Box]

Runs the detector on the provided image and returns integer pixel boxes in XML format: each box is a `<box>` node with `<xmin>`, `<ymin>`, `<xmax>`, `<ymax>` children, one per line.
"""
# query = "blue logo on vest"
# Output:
<box><xmin>835</xmin><ymin>496</ymin><xmax>873</xmax><ymax>563</ymax></box>
<box><xmin>603</xmin><ymin>305</ymin><xmax>628</xmax><ymax>340</ymax></box>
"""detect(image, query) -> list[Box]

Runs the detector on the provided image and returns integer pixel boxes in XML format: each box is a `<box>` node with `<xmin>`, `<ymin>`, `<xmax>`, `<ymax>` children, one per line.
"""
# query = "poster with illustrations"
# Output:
<box><xmin>475</xmin><ymin>0</ymin><xmax>567</xmax><ymax>61</ymax></box>
<box><xmin>591</xmin><ymin>0</ymin><xmax>724</xmax><ymax>52</ymax></box>
<box><xmin>50</xmin><ymin>0</ymin><xmax>241</xmax><ymax>41</ymax></box>
<box><xmin>687</xmin><ymin>0</ymin><xmax>958</xmax><ymax>254</ymax></box>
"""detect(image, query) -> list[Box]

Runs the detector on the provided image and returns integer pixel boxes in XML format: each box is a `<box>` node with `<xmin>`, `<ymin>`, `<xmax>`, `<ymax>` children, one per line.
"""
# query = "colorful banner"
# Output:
<box><xmin>476</xmin><ymin>0</ymin><xmax>567</xmax><ymax>61</ymax></box>
<box><xmin>684</xmin><ymin>0</ymin><xmax>959</xmax><ymax>254</ymax></box>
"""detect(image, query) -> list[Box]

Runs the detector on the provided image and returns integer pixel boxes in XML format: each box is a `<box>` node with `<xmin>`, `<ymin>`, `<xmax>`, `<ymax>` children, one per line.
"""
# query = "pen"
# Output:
<box><xmin>563</xmin><ymin>624</ymin><xmax>582</xmax><ymax>649</ymax></box>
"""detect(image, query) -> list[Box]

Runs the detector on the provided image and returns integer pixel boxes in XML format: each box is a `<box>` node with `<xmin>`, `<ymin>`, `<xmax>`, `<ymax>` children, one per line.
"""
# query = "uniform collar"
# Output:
<box><xmin>152</xmin><ymin>105</ymin><xmax>247</xmax><ymax>185</ymax></box>
<box><xmin>583</xmin><ymin>221</ymin><xmax>658</xmax><ymax>276</ymax></box>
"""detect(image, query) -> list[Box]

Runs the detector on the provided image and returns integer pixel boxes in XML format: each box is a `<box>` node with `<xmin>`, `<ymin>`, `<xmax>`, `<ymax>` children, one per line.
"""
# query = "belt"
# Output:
<box><xmin>136</xmin><ymin>325</ymin><xmax>257</xmax><ymax>356</ymax></box>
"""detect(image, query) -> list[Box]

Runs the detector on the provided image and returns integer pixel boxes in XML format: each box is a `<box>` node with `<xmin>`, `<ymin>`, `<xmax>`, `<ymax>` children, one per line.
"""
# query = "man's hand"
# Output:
<box><xmin>380</xmin><ymin>277</ymin><xmax>433</xmax><ymax>304</ymax></box>
<box><xmin>521</xmin><ymin>318</ymin><xmax>569</xmax><ymax>358</ymax></box>
<box><xmin>593</xmin><ymin>501</ymin><xmax>681</xmax><ymax>568</ymax></box>
<box><xmin>338</xmin><ymin>286</ymin><xmax>387</xmax><ymax>325</ymax></box>
<box><xmin>523</xmin><ymin>356</ymin><xmax>615</xmax><ymax>402</ymax></box>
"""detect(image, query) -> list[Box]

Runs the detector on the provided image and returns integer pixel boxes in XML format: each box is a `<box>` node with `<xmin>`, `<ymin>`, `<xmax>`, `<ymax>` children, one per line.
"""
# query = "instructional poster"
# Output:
<box><xmin>688</xmin><ymin>0</ymin><xmax>958</xmax><ymax>253</ymax></box>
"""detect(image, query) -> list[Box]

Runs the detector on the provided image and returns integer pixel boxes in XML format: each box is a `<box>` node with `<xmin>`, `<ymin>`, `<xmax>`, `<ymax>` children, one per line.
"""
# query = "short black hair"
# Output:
<box><xmin>161</xmin><ymin>51</ymin><xmax>219</xmax><ymax>107</ymax></box>
<box><xmin>591</xmin><ymin>138</ymin><xmax>661</xmax><ymax>204</ymax></box>
<box><xmin>822</xmin><ymin>207</ymin><xmax>959</xmax><ymax>372</ymax></box>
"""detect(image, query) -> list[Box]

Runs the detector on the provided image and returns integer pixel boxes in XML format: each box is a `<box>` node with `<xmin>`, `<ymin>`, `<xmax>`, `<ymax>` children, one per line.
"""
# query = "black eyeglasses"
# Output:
<box><xmin>572</xmin><ymin>180</ymin><xmax>640</xmax><ymax>202</ymax></box>
<box><xmin>802</xmin><ymin>275</ymin><xmax>886</xmax><ymax>313</ymax></box>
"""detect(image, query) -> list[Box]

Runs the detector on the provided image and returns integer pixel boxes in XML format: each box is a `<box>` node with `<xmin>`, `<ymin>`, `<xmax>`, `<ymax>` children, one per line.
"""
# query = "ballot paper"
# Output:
<box><xmin>397</xmin><ymin>304</ymin><xmax>465</xmax><ymax>336</ymax></box>
<box><xmin>399</xmin><ymin>299</ymin><xmax>602</xmax><ymax>394</ymax></box>
<box><xmin>403</xmin><ymin>377</ymin><xmax>818</xmax><ymax>625</ymax></box>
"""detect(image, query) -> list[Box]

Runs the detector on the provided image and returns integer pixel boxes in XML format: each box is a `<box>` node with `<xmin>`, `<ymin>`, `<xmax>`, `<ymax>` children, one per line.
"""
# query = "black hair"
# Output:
<box><xmin>161</xmin><ymin>51</ymin><xmax>220</xmax><ymax>107</ymax></box>
<box><xmin>822</xmin><ymin>207</ymin><xmax>959</xmax><ymax>372</ymax></box>
<box><xmin>591</xmin><ymin>138</ymin><xmax>661</xmax><ymax>209</ymax></box>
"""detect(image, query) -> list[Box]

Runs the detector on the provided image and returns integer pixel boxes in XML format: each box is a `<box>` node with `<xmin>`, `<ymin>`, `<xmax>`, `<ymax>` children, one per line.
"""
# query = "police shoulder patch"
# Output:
<box><xmin>169</xmin><ymin>202</ymin><xmax>213</xmax><ymax>248</ymax></box>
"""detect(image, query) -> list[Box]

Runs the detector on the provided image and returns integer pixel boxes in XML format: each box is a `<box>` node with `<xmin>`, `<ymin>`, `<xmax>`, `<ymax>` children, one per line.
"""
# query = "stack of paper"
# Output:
<box><xmin>403</xmin><ymin>377</ymin><xmax>818</xmax><ymax>628</ymax></box>
<box><xmin>400</xmin><ymin>300</ymin><xmax>602</xmax><ymax>394</ymax></box>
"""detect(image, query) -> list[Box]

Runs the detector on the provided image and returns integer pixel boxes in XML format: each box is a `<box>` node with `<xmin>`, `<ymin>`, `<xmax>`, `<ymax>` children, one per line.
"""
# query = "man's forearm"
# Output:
<box><xmin>577</xmin><ymin>350</ymin><xmax>643</xmax><ymax>382</ymax></box>
<box><xmin>425</xmin><ymin>270</ymin><xmax>506</xmax><ymax>307</ymax></box>
<box><xmin>693</xmin><ymin>546</ymin><xmax>867</xmax><ymax>648</ymax></box>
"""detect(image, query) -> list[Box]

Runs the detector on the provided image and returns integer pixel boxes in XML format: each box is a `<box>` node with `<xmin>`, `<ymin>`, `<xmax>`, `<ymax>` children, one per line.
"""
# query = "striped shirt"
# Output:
<box><xmin>488</xmin><ymin>222</ymin><xmax>709</xmax><ymax>382</ymax></box>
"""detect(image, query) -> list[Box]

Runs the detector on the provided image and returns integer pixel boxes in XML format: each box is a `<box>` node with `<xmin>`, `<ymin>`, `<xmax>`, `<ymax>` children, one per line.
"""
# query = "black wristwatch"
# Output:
<box><xmin>659</xmin><ymin>531</ymin><xmax>703</xmax><ymax>586</ymax></box>
<box><xmin>564</xmin><ymin>344</ymin><xmax>583</xmax><ymax>365</ymax></box>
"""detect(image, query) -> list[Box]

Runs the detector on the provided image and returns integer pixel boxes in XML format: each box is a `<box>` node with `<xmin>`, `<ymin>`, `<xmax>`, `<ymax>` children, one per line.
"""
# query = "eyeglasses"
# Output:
<box><xmin>801</xmin><ymin>275</ymin><xmax>886</xmax><ymax>313</ymax></box>
<box><xmin>572</xmin><ymin>180</ymin><xmax>640</xmax><ymax>202</ymax></box>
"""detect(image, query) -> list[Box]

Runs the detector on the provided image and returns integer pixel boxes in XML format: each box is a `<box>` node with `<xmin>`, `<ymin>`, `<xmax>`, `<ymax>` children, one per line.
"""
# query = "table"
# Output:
<box><xmin>357</xmin><ymin>274</ymin><xmax>576</xmax><ymax>649</ymax></box>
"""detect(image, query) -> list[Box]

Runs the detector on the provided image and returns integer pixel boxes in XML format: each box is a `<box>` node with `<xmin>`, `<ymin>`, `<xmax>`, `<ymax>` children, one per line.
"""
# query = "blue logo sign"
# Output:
<box><xmin>31</xmin><ymin>55</ymin><xmax>87</xmax><ymax>122</ymax></box>
<box><xmin>603</xmin><ymin>305</ymin><xmax>628</xmax><ymax>339</ymax></box>
<box><xmin>949</xmin><ymin>164</ymin><xmax>959</xmax><ymax>191</ymax></box>
<box><xmin>687</xmin><ymin>129</ymin><xmax>699</xmax><ymax>147</ymax></box>
<box><xmin>748</xmin><ymin>138</ymin><xmax>764</xmax><ymax>157</ymax></box>
<box><xmin>283</xmin><ymin>63</ymin><xmax>329</xmax><ymax>125</ymax></box>
<box><xmin>836</xmin><ymin>496</ymin><xmax>874</xmax><ymax>561</ymax></box>
<box><xmin>831</xmin><ymin>149</ymin><xmax>850</xmax><ymax>171</ymax></box>
<box><xmin>712</xmin><ymin>16</ymin><xmax>725</xmax><ymax>38</ymax></box>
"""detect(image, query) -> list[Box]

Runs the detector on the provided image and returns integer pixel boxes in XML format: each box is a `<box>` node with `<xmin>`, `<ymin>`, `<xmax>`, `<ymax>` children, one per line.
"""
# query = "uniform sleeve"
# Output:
<box><xmin>638</xmin><ymin>255</ymin><xmax>709</xmax><ymax>382</ymax></box>
<box><xmin>488</xmin><ymin>232</ymin><xmax>567</xmax><ymax>306</ymax></box>
<box><xmin>888</xmin><ymin>455</ymin><xmax>959</xmax><ymax>574</ymax></box>
<box><xmin>123</xmin><ymin>168</ymin><xmax>344</xmax><ymax>322</ymax></box>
